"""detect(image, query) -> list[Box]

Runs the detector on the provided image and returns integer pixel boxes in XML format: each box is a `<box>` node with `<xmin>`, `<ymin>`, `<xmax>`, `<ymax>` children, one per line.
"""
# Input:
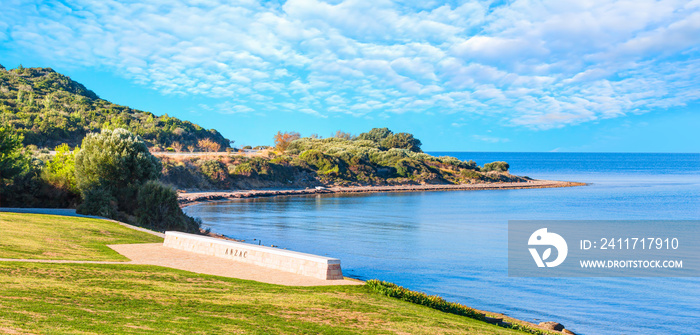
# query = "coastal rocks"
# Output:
<box><xmin>539</xmin><ymin>321</ymin><xmax>565</xmax><ymax>331</ymax></box>
<box><xmin>177</xmin><ymin>180</ymin><xmax>585</xmax><ymax>208</ymax></box>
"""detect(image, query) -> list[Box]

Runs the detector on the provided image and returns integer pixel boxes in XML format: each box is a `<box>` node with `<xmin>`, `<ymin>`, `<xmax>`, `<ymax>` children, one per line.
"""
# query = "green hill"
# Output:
<box><xmin>0</xmin><ymin>64</ymin><xmax>230</xmax><ymax>150</ymax></box>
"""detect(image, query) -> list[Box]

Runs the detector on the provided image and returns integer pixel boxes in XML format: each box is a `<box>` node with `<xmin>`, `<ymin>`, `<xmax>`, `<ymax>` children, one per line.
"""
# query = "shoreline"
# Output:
<box><xmin>176</xmin><ymin>179</ymin><xmax>585</xmax><ymax>334</ymax></box>
<box><xmin>178</xmin><ymin>179</ymin><xmax>586</xmax><ymax>208</ymax></box>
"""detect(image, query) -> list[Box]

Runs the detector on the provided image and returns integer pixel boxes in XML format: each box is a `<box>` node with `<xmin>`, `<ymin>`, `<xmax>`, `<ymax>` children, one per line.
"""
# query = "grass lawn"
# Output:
<box><xmin>0</xmin><ymin>262</ymin><xmax>528</xmax><ymax>334</ymax></box>
<box><xmin>0</xmin><ymin>212</ymin><xmax>162</xmax><ymax>261</ymax></box>
<box><xmin>0</xmin><ymin>212</ymin><xmax>531</xmax><ymax>334</ymax></box>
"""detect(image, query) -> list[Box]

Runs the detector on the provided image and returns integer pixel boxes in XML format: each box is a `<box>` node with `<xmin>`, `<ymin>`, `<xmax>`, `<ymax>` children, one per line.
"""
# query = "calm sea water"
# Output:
<box><xmin>184</xmin><ymin>152</ymin><xmax>700</xmax><ymax>335</ymax></box>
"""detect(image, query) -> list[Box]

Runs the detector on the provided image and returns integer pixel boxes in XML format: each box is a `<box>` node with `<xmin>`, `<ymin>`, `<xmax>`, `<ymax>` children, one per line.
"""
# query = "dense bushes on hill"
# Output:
<box><xmin>0</xmin><ymin>65</ymin><xmax>231</xmax><ymax>149</ymax></box>
<box><xmin>0</xmin><ymin>64</ymin><xmax>520</xmax><ymax>213</ymax></box>
<box><xmin>157</xmin><ymin>129</ymin><xmax>522</xmax><ymax>190</ymax></box>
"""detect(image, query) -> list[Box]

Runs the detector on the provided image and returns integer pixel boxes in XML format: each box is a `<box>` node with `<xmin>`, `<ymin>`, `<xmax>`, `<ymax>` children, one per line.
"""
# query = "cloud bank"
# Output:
<box><xmin>2</xmin><ymin>0</ymin><xmax>698</xmax><ymax>128</ymax></box>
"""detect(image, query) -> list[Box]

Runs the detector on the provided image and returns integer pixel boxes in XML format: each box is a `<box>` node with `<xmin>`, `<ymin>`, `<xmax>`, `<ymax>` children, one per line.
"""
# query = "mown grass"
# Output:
<box><xmin>0</xmin><ymin>213</ymin><xmax>530</xmax><ymax>334</ymax></box>
<box><xmin>0</xmin><ymin>213</ymin><xmax>162</xmax><ymax>261</ymax></box>
<box><xmin>0</xmin><ymin>262</ymin><xmax>528</xmax><ymax>334</ymax></box>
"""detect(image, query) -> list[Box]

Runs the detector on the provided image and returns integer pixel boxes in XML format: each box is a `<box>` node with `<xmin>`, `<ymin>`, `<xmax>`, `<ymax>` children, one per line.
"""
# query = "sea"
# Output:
<box><xmin>183</xmin><ymin>152</ymin><xmax>700</xmax><ymax>335</ymax></box>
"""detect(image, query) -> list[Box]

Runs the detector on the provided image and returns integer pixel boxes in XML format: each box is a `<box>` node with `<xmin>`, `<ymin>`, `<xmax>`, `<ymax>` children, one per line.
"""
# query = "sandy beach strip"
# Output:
<box><xmin>178</xmin><ymin>179</ymin><xmax>586</xmax><ymax>207</ymax></box>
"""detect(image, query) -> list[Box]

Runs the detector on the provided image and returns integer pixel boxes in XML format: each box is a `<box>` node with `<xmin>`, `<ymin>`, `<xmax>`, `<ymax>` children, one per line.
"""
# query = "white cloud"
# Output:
<box><xmin>472</xmin><ymin>135</ymin><xmax>510</xmax><ymax>143</ymax></box>
<box><xmin>1</xmin><ymin>0</ymin><xmax>698</xmax><ymax>128</ymax></box>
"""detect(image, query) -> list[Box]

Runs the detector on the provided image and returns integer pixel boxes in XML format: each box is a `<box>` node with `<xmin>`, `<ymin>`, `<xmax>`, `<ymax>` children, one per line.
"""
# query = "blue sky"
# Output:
<box><xmin>1</xmin><ymin>0</ymin><xmax>699</xmax><ymax>152</ymax></box>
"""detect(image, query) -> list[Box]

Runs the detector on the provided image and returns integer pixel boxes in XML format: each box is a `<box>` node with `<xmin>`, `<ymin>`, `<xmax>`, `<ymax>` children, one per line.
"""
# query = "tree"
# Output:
<box><xmin>0</xmin><ymin>127</ymin><xmax>28</xmax><ymax>184</ymax></box>
<box><xmin>274</xmin><ymin>131</ymin><xmax>301</xmax><ymax>152</ymax></box>
<box><xmin>75</xmin><ymin>128</ymin><xmax>161</xmax><ymax>213</ymax></box>
<box><xmin>171</xmin><ymin>142</ymin><xmax>184</xmax><ymax>152</ymax></box>
<box><xmin>197</xmin><ymin>138</ymin><xmax>221</xmax><ymax>152</ymax></box>
<box><xmin>334</xmin><ymin>130</ymin><xmax>355</xmax><ymax>140</ymax></box>
<box><xmin>380</xmin><ymin>132</ymin><xmax>422</xmax><ymax>152</ymax></box>
<box><xmin>482</xmin><ymin>161</ymin><xmax>509</xmax><ymax>172</ymax></box>
<box><xmin>357</xmin><ymin>127</ymin><xmax>392</xmax><ymax>143</ymax></box>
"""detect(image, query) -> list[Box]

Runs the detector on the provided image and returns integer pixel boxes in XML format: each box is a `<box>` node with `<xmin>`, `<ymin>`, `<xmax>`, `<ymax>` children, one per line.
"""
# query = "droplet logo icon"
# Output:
<box><xmin>528</xmin><ymin>228</ymin><xmax>568</xmax><ymax>268</ymax></box>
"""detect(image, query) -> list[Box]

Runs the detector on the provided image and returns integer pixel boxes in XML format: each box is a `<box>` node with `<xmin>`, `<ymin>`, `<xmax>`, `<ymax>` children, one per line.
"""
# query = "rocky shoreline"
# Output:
<box><xmin>178</xmin><ymin>179</ymin><xmax>586</xmax><ymax>207</ymax></box>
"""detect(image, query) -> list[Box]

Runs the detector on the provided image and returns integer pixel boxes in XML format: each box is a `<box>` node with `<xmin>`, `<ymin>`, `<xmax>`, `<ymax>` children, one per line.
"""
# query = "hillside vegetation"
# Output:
<box><xmin>0</xmin><ymin>64</ymin><xmax>230</xmax><ymax>149</ymax></box>
<box><xmin>160</xmin><ymin>128</ymin><xmax>524</xmax><ymax>190</ymax></box>
<box><xmin>0</xmin><ymin>65</ymin><xmax>521</xmax><ymax>213</ymax></box>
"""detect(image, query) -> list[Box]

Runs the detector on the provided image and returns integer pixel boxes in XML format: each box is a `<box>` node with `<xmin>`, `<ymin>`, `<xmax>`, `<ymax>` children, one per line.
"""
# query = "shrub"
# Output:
<box><xmin>482</xmin><ymin>161</ymin><xmax>509</xmax><ymax>172</ymax></box>
<box><xmin>357</xmin><ymin>127</ymin><xmax>392</xmax><ymax>143</ymax></box>
<box><xmin>366</xmin><ymin>280</ymin><xmax>484</xmax><ymax>320</ymax></box>
<box><xmin>42</xmin><ymin>144</ymin><xmax>79</xmax><ymax>194</ymax></box>
<box><xmin>199</xmin><ymin>159</ymin><xmax>227</xmax><ymax>181</ymax></box>
<box><xmin>76</xmin><ymin>187</ymin><xmax>117</xmax><ymax>219</ymax></box>
<box><xmin>75</xmin><ymin>128</ymin><xmax>161</xmax><ymax>193</ymax></box>
<box><xmin>299</xmin><ymin>150</ymin><xmax>343</xmax><ymax>175</ymax></box>
<box><xmin>232</xmin><ymin>157</ymin><xmax>270</xmax><ymax>176</ymax></box>
<box><xmin>460</xmin><ymin>170</ymin><xmax>484</xmax><ymax>180</ymax></box>
<box><xmin>75</xmin><ymin>128</ymin><xmax>162</xmax><ymax>213</ymax></box>
<box><xmin>380</xmin><ymin>132</ymin><xmax>422</xmax><ymax>152</ymax></box>
<box><xmin>366</xmin><ymin>280</ymin><xmax>553</xmax><ymax>334</ymax></box>
<box><xmin>0</xmin><ymin>126</ymin><xmax>29</xmax><ymax>184</ymax></box>
<box><xmin>135</xmin><ymin>180</ymin><xmax>200</xmax><ymax>233</ymax></box>
<box><xmin>394</xmin><ymin>159</ymin><xmax>413</xmax><ymax>177</ymax></box>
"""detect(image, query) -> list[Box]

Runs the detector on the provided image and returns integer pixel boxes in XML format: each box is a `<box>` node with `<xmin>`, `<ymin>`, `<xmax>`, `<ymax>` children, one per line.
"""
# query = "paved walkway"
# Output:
<box><xmin>0</xmin><ymin>209</ymin><xmax>361</xmax><ymax>286</ymax></box>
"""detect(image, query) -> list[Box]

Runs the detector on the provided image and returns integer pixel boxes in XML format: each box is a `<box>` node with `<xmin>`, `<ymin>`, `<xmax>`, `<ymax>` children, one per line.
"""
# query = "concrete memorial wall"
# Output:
<box><xmin>163</xmin><ymin>231</ymin><xmax>344</xmax><ymax>280</ymax></box>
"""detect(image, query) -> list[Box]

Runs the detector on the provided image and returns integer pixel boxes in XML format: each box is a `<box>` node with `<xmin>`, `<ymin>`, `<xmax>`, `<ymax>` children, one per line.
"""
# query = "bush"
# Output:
<box><xmin>380</xmin><ymin>132</ymin><xmax>422</xmax><ymax>152</ymax></box>
<box><xmin>135</xmin><ymin>180</ymin><xmax>200</xmax><ymax>233</ymax></box>
<box><xmin>299</xmin><ymin>150</ymin><xmax>343</xmax><ymax>175</ymax></box>
<box><xmin>460</xmin><ymin>170</ymin><xmax>485</xmax><ymax>180</ymax></box>
<box><xmin>482</xmin><ymin>161</ymin><xmax>509</xmax><ymax>172</ymax></box>
<box><xmin>199</xmin><ymin>159</ymin><xmax>227</xmax><ymax>181</ymax></box>
<box><xmin>42</xmin><ymin>144</ymin><xmax>79</xmax><ymax>194</ymax></box>
<box><xmin>357</xmin><ymin>127</ymin><xmax>392</xmax><ymax>143</ymax></box>
<box><xmin>76</xmin><ymin>187</ymin><xmax>117</xmax><ymax>218</ymax></box>
<box><xmin>75</xmin><ymin>128</ymin><xmax>162</xmax><ymax>213</ymax></box>
<box><xmin>0</xmin><ymin>126</ymin><xmax>29</xmax><ymax>184</ymax></box>
<box><xmin>366</xmin><ymin>280</ymin><xmax>484</xmax><ymax>320</ymax></box>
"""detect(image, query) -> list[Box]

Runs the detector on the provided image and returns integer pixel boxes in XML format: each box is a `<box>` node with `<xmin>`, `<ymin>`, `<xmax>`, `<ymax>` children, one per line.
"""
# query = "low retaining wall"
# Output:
<box><xmin>163</xmin><ymin>231</ymin><xmax>343</xmax><ymax>280</ymax></box>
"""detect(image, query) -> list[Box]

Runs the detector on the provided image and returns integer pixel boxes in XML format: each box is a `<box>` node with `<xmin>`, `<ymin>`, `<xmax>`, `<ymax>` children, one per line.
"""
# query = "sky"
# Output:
<box><xmin>1</xmin><ymin>0</ymin><xmax>699</xmax><ymax>152</ymax></box>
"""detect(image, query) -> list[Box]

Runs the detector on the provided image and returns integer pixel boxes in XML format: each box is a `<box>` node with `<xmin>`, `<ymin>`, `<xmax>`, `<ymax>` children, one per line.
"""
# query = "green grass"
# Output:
<box><xmin>0</xmin><ymin>212</ymin><xmax>531</xmax><ymax>334</ymax></box>
<box><xmin>0</xmin><ymin>213</ymin><xmax>163</xmax><ymax>261</ymax></box>
<box><xmin>0</xmin><ymin>262</ymin><xmax>527</xmax><ymax>334</ymax></box>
